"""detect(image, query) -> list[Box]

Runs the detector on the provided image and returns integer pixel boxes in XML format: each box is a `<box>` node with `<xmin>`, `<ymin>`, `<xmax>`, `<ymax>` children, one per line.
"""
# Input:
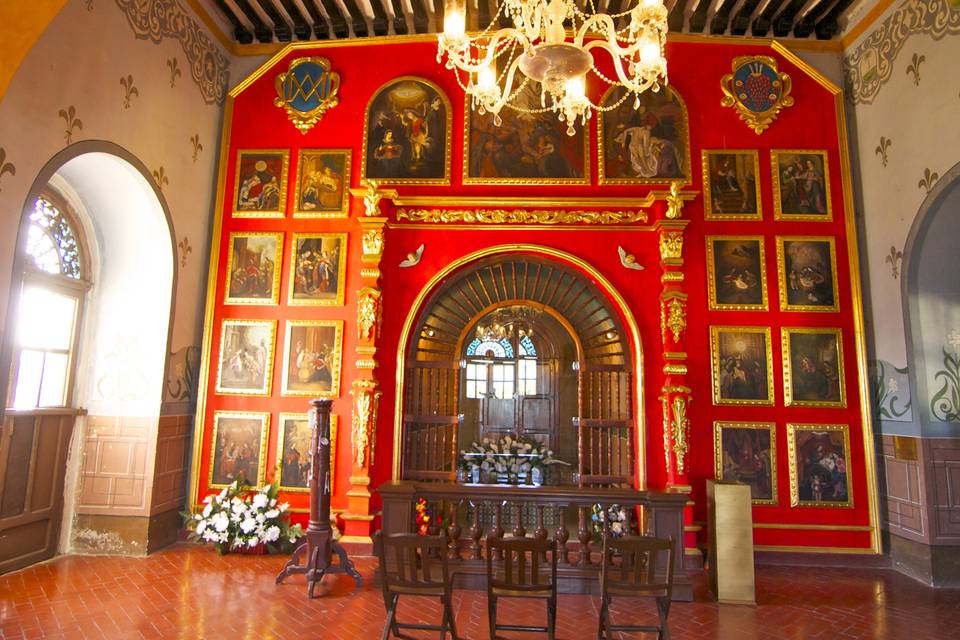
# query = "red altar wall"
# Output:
<box><xmin>190</xmin><ymin>36</ymin><xmax>880</xmax><ymax>554</ymax></box>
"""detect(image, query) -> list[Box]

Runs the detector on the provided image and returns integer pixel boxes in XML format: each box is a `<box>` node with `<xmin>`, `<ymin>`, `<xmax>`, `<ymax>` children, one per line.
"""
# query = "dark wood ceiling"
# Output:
<box><xmin>203</xmin><ymin>0</ymin><xmax>857</xmax><ymax>46</ymax></box>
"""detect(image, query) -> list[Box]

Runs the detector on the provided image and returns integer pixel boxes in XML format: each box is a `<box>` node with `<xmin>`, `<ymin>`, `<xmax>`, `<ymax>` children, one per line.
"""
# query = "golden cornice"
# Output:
<box><xmin>663</xmin><ymin>363</ymin><xmax>688</xmax><ymax>376</ymax></box>
<box><xmin>396</xmin><ymin>208</ymin><xmax>649</xmax><ymax>225</ymax></box>
<box><xmin>661</xmin><ymin>271</ymin><xmax>685</xmax><ymax>283</ymax></box>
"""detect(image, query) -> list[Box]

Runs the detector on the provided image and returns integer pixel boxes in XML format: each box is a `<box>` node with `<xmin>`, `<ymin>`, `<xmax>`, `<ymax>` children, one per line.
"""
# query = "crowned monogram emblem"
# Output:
<box><xmin>721</xmin><ymin>56</ymin><xmax>794</xmax><ymax>135</ymax></box>
<box><xmin>274</xmin><ymin>57</ymin><xmax>340</xmax><ymax>134</ymax></box>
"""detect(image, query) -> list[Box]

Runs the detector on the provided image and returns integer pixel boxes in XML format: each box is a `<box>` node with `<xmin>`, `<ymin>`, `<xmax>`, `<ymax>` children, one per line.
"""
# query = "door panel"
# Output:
<box><xmin>403</xmin><ymin>362</ymin><xmax>460</xmax><ymax>481</ymax></box>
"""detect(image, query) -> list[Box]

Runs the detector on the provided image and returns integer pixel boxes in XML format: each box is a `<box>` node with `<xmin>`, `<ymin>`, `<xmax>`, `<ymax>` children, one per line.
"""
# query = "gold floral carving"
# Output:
<box><xmin>660</xmin><ymin>295</ymin><xmax>687</xmax><ymax>343</ymax></box>
<box><xmin>362</xmin><ymin>228</ymin><xmax>384</xmax><ymax>258</ymax></box>
<box><xmin>350</xmin><ymin>380</ymin><xmax>381</xmax><ymax>468</ymax></box>
<box><xmin>360</xmin><ymin>179</ymin><xmax>384</xmax><ymax>216</ymax></box>
<box><xmin>663</xmin><ymin>363</ymin><xmax>688</xmax><ymax>375</ymax></box>
<box><xmin>395</xmin><ymin>208</ymin><xmax>648</xmax><ymax>225</ymax></box>
<box><xmin>273</xmin><ymin>57</ymin><xmax>340</xmax><ymax>134</ymax></box>
<box><xmin>720</xmin><ymin>56</ymin><xmax>794</xmax><ymax>135</ymax></box>
<box><xmin>664</xmin><ymin>182</ymin><xmax>684</xmax><ymax>219</ymax></box>
<box><xmin>357</xmin><ymin>287</ymin><xmax>382</xmax><ymax>341</ymax></box>
<box><xmin>660</xmin><ymin>385</ymin><xmax>692</xmax><ymax>476</ymax></box>
<box><xmin>659</xmin><ymin>231</ymin><xmax>684</xmax><ymax>263</ymax></box>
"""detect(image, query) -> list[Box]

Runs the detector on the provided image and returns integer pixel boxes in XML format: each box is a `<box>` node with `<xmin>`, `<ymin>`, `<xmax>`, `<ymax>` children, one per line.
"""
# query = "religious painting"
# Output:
<box><xmin>714</xmin><ymin>422</ymin><xmax>777</xmax><ymax>505</ymax></box>
<box><xmin>224</xmin><ymin>232</ymin><xmax>282</xmax><ymax>305</ymax></box>
<box><xmin>782</xmin><ymin>327</ymin><xmax>846</xmax><ymax>407</ymax></box>
<box><xmin>232</xmin><ymin>149</ymin><xmax>289</xmax><ymax>217</ymax></box>
<box><xmin>362</xmin><ymin>77</ymin><xmax>450</xmax><ymax>184</ymax></box>
<box><xmin>281</xmin><ymin>320</ymin><xmax>343</xmax><ymax>397</ymax></box>
<box><xmin>710</xmin><ymin>326</ymin><xmax>774</xmax><ymax>406</ymax></box>
<box><xmin>706</xmin><ymin>236</ymin><xmax>768</xmax><ymax>310</ymax></box>
<box><xmin>293</xmin><ymin>149</ymin><xmax>351</xmax><ymax>217</ymax></box>
<box><xmin>787</xmin><ymin>423</ymin><xmax>853</xmax><ymax>508</ymax></box>
<box><xmin>598</xmin><ymin>85</ymin><xmax>690</xmax><ymax>185</ymax></box>
<box><xmin>278</xmin><ymin>412</ymin><xmax>338</xmax><ymax>494</ymax></box>
<box><xmin>771</xmin><ymin>150</ymin><xmax>832</xmax><ymax>220</ymax></box>
<box><xmin>464</xmin><ymin>78</ymin><xmax>588</xmax><ymax>184</ymax></box>
<box><xmin>702</xmin><ymin>150</ymin><xmax>762</xmax><ymax>220</ymax></box>
<box><xmin>209</xmin><ymin>411</ymin><xmax>269</xmax><ymax>488</ymax></box>
<box><xmin>214</xmin><ymin>319</ymin><xmax>276</xmax><ymax>396</ymax></box>
<box><xmin>288</xmin><ymin>233</ymin><xmax>347</xmax><ymax>306</ymax></box>
<box><xmin>776</xmin><ymin>237</ymin><xmax>839</xmax><ymax>312</ymax></box>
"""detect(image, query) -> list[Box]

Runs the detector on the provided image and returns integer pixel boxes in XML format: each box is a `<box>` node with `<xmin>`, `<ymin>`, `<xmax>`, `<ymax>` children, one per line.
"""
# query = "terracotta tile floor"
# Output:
<box><xmin>1</xmin><ymin>543</ymin><xmax>959</xmax><ymax>639</ymax></box>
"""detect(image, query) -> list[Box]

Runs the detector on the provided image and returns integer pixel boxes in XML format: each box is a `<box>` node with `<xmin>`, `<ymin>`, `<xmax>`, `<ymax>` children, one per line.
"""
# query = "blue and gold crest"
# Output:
<box><xmin>274</xmin><ymin>57</ymin><xmax>340</xmax><ymax>134</ymax></box>
<box><xmin>721</xmin><ymin>56</ymin><xmax>794</xmax><ymax>135</ymax></box>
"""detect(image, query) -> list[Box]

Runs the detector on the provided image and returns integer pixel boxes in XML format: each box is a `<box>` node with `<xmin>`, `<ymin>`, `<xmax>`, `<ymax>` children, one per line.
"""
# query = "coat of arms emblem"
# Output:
<box><xmin>274</xmin><ymin>57</ymin><xmax>340</xmax><ymax>134</ymax></box>
<box><xmin>721</xmin><ymin>56</ymin><xmax>794</xmax><ymax>135</ymax></box>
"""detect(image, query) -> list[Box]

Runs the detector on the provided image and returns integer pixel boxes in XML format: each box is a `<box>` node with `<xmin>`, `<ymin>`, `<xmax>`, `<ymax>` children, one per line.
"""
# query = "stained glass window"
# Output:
<box><xmin>465</xmin><ymin>338</ymin><xmax>514</xmax><ymax>358</ymax></box>
<box><xmin>519</xmin><ymin>335</ymin><xmax>537</xmax><ymax>357</ymax></box>
<box><xmin>25</xmin><ymin>197</ymin><xmax>82</xmax><ymax>279</ymax></box>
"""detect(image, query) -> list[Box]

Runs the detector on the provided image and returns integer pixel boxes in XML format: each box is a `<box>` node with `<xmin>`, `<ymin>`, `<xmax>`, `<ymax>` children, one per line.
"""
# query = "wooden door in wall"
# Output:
<box><xmin>0</xmin><ymin>411</ymin><xmax>76</xmax><ymax>573</ymax></box>
<box><xmin>478</xmin><ymin>357</ymin><xmax>559</xmax><ymax>447</ymax></box>
<box><xmin>402</xmin><ymin>361</ymin><xmax>460</xmax><ymax>481</ymax></box>
<box><xmin>579</xmin><ymin>365</ymin><xmax>634</xmax><ymax>485</ymax></box>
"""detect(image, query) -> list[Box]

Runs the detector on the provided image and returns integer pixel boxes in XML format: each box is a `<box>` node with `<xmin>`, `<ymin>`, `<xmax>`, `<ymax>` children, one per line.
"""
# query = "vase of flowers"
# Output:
<box><xmin>458</xmin><ymin>435</ymin><xmax>568</xmax><ymax>485</ymax></box>
<box><xmin>590</xmin><ymin>503</ymin><xmax>635</xmax><ymax>540</ymax></box>
<box><xmin>183</xmin><ymin>477</ymin><xmax>303</xmax><ymax>555</ymax></box>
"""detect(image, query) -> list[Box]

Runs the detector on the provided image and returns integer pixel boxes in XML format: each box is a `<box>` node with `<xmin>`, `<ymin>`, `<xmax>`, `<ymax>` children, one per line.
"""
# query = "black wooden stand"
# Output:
<box><xmin>275</xmin><ymin>398</ymin><xmax>363</xmax><ymax>597</ymax></box>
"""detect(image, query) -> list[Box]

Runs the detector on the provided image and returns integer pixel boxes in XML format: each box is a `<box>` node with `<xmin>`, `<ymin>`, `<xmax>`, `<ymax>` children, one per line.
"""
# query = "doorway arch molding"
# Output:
<box><xmin>392</xmin><ymin>244</ymin><xmax>647</xmax><ymax>488</ymax></box>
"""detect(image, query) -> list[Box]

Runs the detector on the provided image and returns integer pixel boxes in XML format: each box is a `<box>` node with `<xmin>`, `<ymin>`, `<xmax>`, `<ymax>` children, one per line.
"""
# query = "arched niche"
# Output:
<box><xmin>902</xmin><ymin>160</ymin><xmax>960</xmax><ymax>436</ymax></box>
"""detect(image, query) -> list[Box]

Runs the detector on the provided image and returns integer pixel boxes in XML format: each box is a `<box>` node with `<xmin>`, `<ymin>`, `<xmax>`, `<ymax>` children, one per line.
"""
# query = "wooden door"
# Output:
<box><xmin>578</xmin><ymin>365</ymin><xmax>634</xmax><ymax>485</ymax></box>
<box><xmin>0</xmin><ymin>410</ymin><xmax>76</xmax><ymax>574</ymax></box>
<box><xmin>518</xmin><ymin>358</ymin><xmax>558</xmax><ymax>448</ymax></box>
<box><xmin>402</xmin><ymin>361</ymin><xmax>460</xmax><ymax>481</ymax></box>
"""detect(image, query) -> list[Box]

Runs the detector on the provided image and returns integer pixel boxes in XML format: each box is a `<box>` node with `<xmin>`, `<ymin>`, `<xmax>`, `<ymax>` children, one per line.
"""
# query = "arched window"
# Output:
<box><xmin>8</xmin><ymin>193</ymin><xmax>90</xmax><ymax>409</ymax></box>
<box><xmin>464</xmin><ymin>335</ymin><xmax>538</xmax><ymax>399</ymax></box>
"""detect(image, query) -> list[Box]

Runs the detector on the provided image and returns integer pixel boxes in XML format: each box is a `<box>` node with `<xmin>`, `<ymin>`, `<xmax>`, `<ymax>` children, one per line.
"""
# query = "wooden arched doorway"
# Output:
<box><xmin>400</xmin><ymin>253</ymin><xmax>636</xmax><ymax>486</ymax></box>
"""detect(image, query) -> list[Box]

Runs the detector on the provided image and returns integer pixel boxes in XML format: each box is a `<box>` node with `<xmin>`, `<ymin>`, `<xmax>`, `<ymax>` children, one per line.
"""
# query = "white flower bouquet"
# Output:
<box><xmin>183</xmin><ymin>478</ymin><xmax>303</xmax><ymax>554</ymax></box>
<box><xmin>458</xmin><ymin>435</ymin><xmax>569</xmax><ymax>484</ymax></box>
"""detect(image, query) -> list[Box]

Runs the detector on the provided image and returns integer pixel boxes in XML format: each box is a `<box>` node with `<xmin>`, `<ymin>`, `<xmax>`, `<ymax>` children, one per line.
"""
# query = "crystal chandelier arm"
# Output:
<box><xmin>439</xmin><ymin>28</ymin><xmax>533</xmax><ymax>75</ymax></box>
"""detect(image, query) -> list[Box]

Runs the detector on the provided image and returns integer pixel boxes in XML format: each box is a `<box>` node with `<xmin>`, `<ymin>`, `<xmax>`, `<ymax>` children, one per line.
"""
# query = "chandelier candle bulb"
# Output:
<box><xmin>443</xmin><ymin>9</ymin><xmax>465</xmax><ymax>39</ymax></box>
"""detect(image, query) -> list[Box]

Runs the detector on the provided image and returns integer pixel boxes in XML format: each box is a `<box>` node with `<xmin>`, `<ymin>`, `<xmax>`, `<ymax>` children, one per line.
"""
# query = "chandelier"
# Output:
<box><xmin>438</xmin><ymin>0</ymin><xmax>669</xmax><ymax>135</ymax></box>
<box><xmin>475</xmin><ymin>306</ymin><xmax>541</xmax><ymax>342</ymax></box>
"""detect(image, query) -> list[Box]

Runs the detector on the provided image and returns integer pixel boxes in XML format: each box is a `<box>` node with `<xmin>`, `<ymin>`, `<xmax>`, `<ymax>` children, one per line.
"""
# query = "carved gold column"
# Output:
<box><xmin>656</xmin><ymin>183</ymin><xmax>692</xmax><ymax>493</ymax></box>
<box><xmin>342</xmin><ymin>180</ymin><xmax>393</xmax><ymax>543</ymax></box>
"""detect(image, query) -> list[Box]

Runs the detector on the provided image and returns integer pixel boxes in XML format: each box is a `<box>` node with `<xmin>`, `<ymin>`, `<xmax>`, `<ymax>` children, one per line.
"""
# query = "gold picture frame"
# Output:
<box><xmin>710</xmin><ymin>326</ymin><xmax>775</xmax><ymax>406</ymax></box>
<box><xmin>277</xmin><ymin>412</ymin><xmax>338</xmax><ymax>494</ymax></box>
<box><xmin>232</xmin><ymin>149</ymin><xmax>290</xmax><ymax>218</ymax></box>
<box><xmin>787</xmin><ymin>423</ymin><xmax>853</xmax><ymax>508</ymax></box>
<box><xmin>781</xmin><ymin>327</ymin><xmax>846</xmax><ymax>408</ymax></box>
<box><xmin>293</xmin><ymin>149</ymin><xmax>351</xmax><ymax>218</ymax></box>
<box><xmin>288</xmin><ymin>232</ymin><xmax>348</xmax><ymax>306</ymax></box>
<box><xmin>771</xmin><ymin>149</ymin><xmax>833</xmax><ymax>221</ymax></box>
<box><xmin>208</xmin><ymin>411</ymin><xmax>270</xmax><ymax>488</ymax></box>
<box><xmin>706</xmin><ymin>236</ymin><xmax>768</xmax><ymax>311</ymax></box>
<box><xmin>776</xmin><ymin>236</ymin><xmax>840</xmax><ymax>312</ymax></box>
<box><xmin>361</xmin><ymin>76</ymin><xmax>452</xmax><ymax>185</ymax></box>
<box><xmin>713</xmin><ymin>421</ymin><xmax>777</xmax><ymax>506</ymax></box>
<box><xmin>597</xmin><ymin>84</ymin><xmax>691</xmax><ymax>185</ymax></box>
<box><xmin>214</xmin><ymin>319</ymin><xmax>277</xmax><ymax>396</ymax></box>
<box><xmin>281</xmin><ymin>319</ymin><xmax>344</xmax><ymax>397</ymax></box>
<box><xmin>223</xmin><ymin>231</ymin><xmax>283</xmax><ymax>305</ymax></box>
<box><xmin>702</xmin><ymin>150</ymin><xmax>762</xmax><ymax>220</ymax></box>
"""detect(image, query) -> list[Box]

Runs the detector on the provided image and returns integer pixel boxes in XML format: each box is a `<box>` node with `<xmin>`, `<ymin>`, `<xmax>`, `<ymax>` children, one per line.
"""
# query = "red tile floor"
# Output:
<box><xmin>1</xmin><ymin>543</ymin><xmax>959</xmax><ymax>639</ymax></box>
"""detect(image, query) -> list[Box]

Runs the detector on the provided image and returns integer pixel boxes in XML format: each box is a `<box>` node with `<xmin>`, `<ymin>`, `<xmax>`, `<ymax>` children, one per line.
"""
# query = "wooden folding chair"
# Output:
<box><xmin>486</xmin><ymin>536</ymin><xmax>558</xmax><ymax>640</ymax></box>
<box><xmin>597</xmin><ymin>535</ymin><xmax>674</xmax><ymax>640</ymax></box>
<box><xmin>374</xmin><ymin>532</ymin><xmax>459</xmax><ymax>640</ymax></box>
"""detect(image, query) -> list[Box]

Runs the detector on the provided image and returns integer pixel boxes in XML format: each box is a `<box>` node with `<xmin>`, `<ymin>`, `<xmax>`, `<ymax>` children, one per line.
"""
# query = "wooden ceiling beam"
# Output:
<box><xmin>298</xmin><ymin>0</ymin><xmax>333</xmax><ymax>39</ymax></box>
<box><xmin>367</xmin><ymin>0</ymin><xmax>392</xmax><ymax>35</ymax></box>
<box><xmin>256</xmin><ymin>0</ymin><xmax>293</xmax><ymax>41</ymax></box>
<box><xmin>316</xmin><ymin>0</ymin><xmax>350</xmax><ymax>37</ymax></box>
<box><xmin>233</xmin><ymin>0</ymin><xmax>275</xmax><ymax>42</ymax></box>
<box><xmin>771</xmin><ymin>0</ymin><xmax>807</xmax><ymax>37</ymax></box>
<box><xmin>212</xmin><ymin>0</ymin><xmax>255</xmax><ymax>43</ymax></box>
<box><xmin>815</xmin><ymin>0</ymin><xmax>853</xmax><ymax>39</ymax></box>
<box><xmin>340</xmin><ymin>0</ymin><xmax>371</xmax><ymax>37</ymax></box>
<box><xmin>729</xmin><ymin>0</ymin><xmax>762</xmax><ymax>35</ymax></box>
<box><xmin>277</xmin><ymin>0</ymin><xmax>313</xmax><ymax>39</ymax></box>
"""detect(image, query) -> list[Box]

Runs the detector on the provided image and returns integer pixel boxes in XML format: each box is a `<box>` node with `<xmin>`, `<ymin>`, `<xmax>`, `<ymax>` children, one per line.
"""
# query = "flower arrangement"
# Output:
<box><xmin>184</xmin><ymin>477</ymin><xmax>303</xmax><ymax>554</ymax></box>
<box><xmin>415</xmin><ymin>497</ymin><xmax>441</xmax><ymax>535</ymax></box>
<box><xmin>458</xmin><ymin>435</ymin><xmax>568</xmax><ymax>484</ymax></box>
<box><xmin>590</xmin><ymin>503</ymin><xmax>635</xmax><ymax>539</ymax></box>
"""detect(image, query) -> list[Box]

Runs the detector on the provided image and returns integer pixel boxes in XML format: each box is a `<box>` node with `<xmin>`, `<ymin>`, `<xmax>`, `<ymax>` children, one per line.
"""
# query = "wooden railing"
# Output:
<box><xmin>377</xmin><ymin>481</ymin><xmax>691</xmax><ymax>601</ymax></box>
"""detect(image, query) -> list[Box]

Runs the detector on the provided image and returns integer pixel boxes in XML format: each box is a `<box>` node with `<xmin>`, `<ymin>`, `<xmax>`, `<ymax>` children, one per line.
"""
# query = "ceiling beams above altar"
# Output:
<box><xmin>201</xmin><ymin>0</ymin><xmax>865</xmax><ymax>46</ymax></box>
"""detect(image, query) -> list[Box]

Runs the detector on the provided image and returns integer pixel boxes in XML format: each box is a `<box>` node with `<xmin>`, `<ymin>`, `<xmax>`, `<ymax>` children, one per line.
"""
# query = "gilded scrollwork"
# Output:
<box><xmin>660</xmin><ymin>294</ymin><xmax>687</xmax><ymax>344</ymax></box>
<box><xmin>360</xmin><ymin>179</ymin><xmax>384</xmax><ymax>216</ymax></box>
<box><xmin>660</xmin><ymin>385</ymin><xmax>692</xmax><ymax>476</ymax></box>
<box><xmin>357</xmin><ymin>287</ymin><xmax>382</xmax><ymax>342</ymax></box>
<box><xmin>659</xmin><ymin>231</ymin><xmax>684</xmax><ymax>262</ymax></box>
<box><xmin>362</xmin><ymin>228</ymin><xmax>384</xmax><ymax>258</ymax></box>
<box><xmin>395</xmin><ymin>208</ymin><xmax>648</xmax><ymax>225</ymax></box>
<box><xmin>664</xmin><ymin>182</ymin><xmax>684</xmax><ymax>219</ymax></box>
<box><xmin>350</xmin><ymin>380</ymin><xmax>381</xmax><ymax>468</ymax></box>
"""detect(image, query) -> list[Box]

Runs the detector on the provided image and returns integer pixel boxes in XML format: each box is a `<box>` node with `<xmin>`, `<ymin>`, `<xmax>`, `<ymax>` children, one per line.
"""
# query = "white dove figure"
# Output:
<box><xmin>399</xmin><ymin>244</ymin><xmax>424</xmax><ymax>268</ymax></box>
<box><xmin>618</xmin><ymin>246</ymin><xmax>644</xmax><ymax>271</ymax></box>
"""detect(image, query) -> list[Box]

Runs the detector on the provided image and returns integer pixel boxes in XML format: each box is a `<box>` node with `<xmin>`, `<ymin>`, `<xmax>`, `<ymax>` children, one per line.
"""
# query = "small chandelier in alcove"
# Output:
<box><xmin>437</xmin><ymin>0</ymin><xmax>669</xmax><ymax>135</ymax></box>
<box><xmin>475</xmin><ymin>306</ymin><xmax>541</xmax><ymax>342</ymax></box>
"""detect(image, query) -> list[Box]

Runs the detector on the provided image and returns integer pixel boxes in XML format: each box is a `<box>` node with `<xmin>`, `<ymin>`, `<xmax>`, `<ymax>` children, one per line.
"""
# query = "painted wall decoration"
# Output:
<box><xmin>233</xmin><ymin>150</ymin><xmax>290</xmax><ymax>218</ymax></box>
<box><xmin>465</xmin><ymin>80</ymin><xmax>588</xmax><ymax>184</ymax></box>
<box><xmin>714</xmin><ymin>421</ymin><xmax>777</xmax><ymax>505</ymax></box>
<box><xmin>782</xmin><ymin>328</ymin><xmax>846</xmax><ymax>408</ymax></box>
<box><xmin>362</xmin><ymin>77</ymin><xmax>451</xmax><ymax>184</ymax></box>
<box><xmin>720</xmin><ymin>56</ymin><xmax>794</xmax><ymax>135</ymax></box>
<box><xmin>288</xmin><ymin>233</ymin><xmax>347</xmax><ymax>306</ymax></box>
<box><xmin>215</xmin><ymin>319</ymin><xmax>277</xmax><ymax>396</ymax></box>
<box><xmin>702</xmin><ymin>150</ymin><xmax>761</xmax><ymax>220</ymax></box>
<box><xmin>869</xmin><ymin>359</ymin><xmax>913</xmax><ymax>422</ymax></box>
<box><xmin>776</xmin><ymin>237</ymin><xmax>839</xmax><ymax>312</ymax></box>
<box><xmin>706</xmin><ymin>236</ymin><xmax>768</xmax><ymax>310</ymax></box>
<box><xmin>293</xmin><ymin>150</ymin><xmax>350</xmax><ymax>217</ymax></box>
<box><xmin>598</xmin><ymin>85</ymin><xmax>689</xmax><ymax>184</ymax></box>
<box><xmin>281</xmin><ymin>320</ymin><xmax>343</xmax><ymax>397</ymax></box>
<box><xmin>709</xmin><ymin>326</ymin><xmax>774</xmax><ymax>405</ymax></box>
<box><xmin>771</xmin><ymin>150</ymin><xmax>832</xmax><ymax>220</ymax></box>
<box><xmin>787</xmin><ymin>423</ymin><xmax>853</xmax><ymax>508</ymax></box>
<box><xmin>274</xmin><ymin>57</ymin><xmax>340</xmax><ymax>134</ymax></box>
<box><xmin>209</xmin><ymin>411</ymin><xmax>270</xmax><ymax>487</ymax></box>
<box><xmin>278</xmin><ymin>413</ymin><xmax>339</xmax><ymax>493</ymax></box>
<box><xmin>930</xmin><ymin>344</ymin><xmax>960</xmax><ymax>422</ymax></box>
<box><xmin>224</xmin><ymin>232</ymin><xmax>283</xmax><ymax>305</ymax></box>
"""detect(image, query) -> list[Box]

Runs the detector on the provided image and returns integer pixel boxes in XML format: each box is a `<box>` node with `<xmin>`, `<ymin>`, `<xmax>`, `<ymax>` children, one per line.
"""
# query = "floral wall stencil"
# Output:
<box><xmin>0</xmin><ymin>148</ymin><xmax>15</xmax><ymax>191</ymax></box>
<box><xmin>152</xmin><ymin>166</ymin><xmax>168</xmax><ymax>190</ymax></box>
<box><xmin>178</xmin><ymin>235</ymin><xmax>192</xmax><ymax>268</ymax></box>
<box><xmin>120</xmin><ymin>74</ymin><xmax>139</xmax><ymax>108</ymax></box>
<box><xmin>843</xmin><ymin>0</ymin><xmax>960</xmax><ymax>105</ymax></box>
<box><xmin>918</xmin><ymin>167</ymin><xmax>940</xmax><ymax>193</ymax></box>
<box><xmin>167</xmin><ymin>57</ymin><xmax>181</xmax><ymax>87</ymax></box>
<box><xmin>905</xmin><ymin>52</ymin><xmax>926</xmax><ymax>85</ymax></box>
<box><xmin>930</xmin><ymin>335</ymin><xmax>960</xmax><ymax>422</ymax></box>
<box><xmin>875</xmin><ymin>136</ymin><xmax>892</xmax><ymax>167</ymax></box>
<box><xmin>58</xmin><ymin>105</ymin><xmax>83</xmax><ymax>145</ymax></box>
<box><xmin>190</xmin><ymin>133</ymin><xmax>202</xmax><ymax>162</ymax></box>
<box><xmin>870</xmin><ymin>359</ymin><xmax>913</xmax><ymax>422</ymax></box>
<box><xmin>886</xmin><ymin>246</ymin><xmax>903</xmax><ymax>279</ymax></box>
<box><xmin>163</xmin><ymin>345</ymin><xmax>200</xmax><ymax>404</ymax></box>
<box><xmin>114</xmin><ymin>0</ymin><xmax>229</xmax><ymax>105</ymax></box>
